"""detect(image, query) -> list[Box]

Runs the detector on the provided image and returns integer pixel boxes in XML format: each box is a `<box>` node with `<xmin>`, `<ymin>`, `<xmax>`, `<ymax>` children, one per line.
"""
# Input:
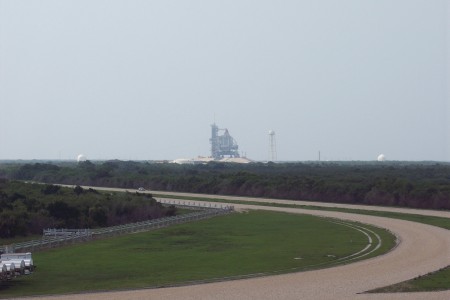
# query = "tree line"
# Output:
<box><xmin>0</xmin><ymin>179</ymin><xmax>176</xmax><ymax>238</ymax></box>
<box><xmin>1</xmin><ymin>160</ymin><xmax>450</xmax><ymax>210</ymax></box>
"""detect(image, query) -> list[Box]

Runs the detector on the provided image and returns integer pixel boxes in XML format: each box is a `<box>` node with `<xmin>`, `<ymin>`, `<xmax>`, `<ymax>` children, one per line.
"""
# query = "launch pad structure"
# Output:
<box><xmin>210</xmin><ymin>123</ymin><xmax>240</xmax><ymax>159</ymax></box>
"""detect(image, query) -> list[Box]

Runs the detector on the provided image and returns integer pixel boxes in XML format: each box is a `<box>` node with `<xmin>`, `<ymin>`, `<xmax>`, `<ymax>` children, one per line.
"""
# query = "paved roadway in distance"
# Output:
<box><xmin>28</xmin><ymin>187</ymin><xmax>450</xmax><ymax>300</ymax></box>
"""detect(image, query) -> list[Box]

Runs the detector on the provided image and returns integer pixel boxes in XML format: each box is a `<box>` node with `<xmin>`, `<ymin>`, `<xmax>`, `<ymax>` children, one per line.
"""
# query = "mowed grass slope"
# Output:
<box><xmin>158</xmin><ymin>194</ymin><xmax>450</xmax><ymax>293</ymax></box>
<box><xmin>0</xmin><ymin>211</ymin><xmax>395</xmax><ymax>298</ymax></box>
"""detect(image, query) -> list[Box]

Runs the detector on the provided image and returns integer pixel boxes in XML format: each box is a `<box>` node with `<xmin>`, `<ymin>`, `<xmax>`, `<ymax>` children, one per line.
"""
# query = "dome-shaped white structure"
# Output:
<box><xmin>77</xmin><ymin>154</ymin><xmax>87</xmax><ymax>162</ymax></box>
<box><xmin>377</xmin><ymin>154</ymin><xmax>385</xmax><ymax>162</ymax></box>
<box><xmin>268</xmin><ymin>130</ymin><xmax>275</xmax><ymax>136</ymax></box>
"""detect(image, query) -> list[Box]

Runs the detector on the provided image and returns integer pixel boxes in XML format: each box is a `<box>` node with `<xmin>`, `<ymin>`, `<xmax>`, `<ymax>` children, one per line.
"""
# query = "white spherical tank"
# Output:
<box><xmin>377</xmin><ymin>154</ymin><xmax>386</xmax><ymax>162</ymax></box>
<box><xmin>269</xmin><ymin>130</ymin><xmax>275</xmax><ymax>136</ymax></box>
<box><xmin>77</xmin><ymin>154</ymin><xmax>87</xmax><ymax>162</ymax></box>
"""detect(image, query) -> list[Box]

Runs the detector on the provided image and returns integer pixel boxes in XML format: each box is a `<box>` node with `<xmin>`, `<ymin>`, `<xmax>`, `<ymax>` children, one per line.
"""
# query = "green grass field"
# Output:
<box><xmin>0</xmin><ymin>211</ymin><xmax>395</xmax><ymax>298</ymax></box>
<box><xmin>156</xmin><ymin>193</ymin><xmax>450</xmax><ymax>293</ymax></box>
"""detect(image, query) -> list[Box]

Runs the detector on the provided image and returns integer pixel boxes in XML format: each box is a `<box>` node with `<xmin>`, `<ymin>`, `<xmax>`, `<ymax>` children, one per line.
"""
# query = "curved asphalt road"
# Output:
<box><xmin>23</xmin><ymin>188</ymin><xmax>450</xmax><ymax>300</ymax></box>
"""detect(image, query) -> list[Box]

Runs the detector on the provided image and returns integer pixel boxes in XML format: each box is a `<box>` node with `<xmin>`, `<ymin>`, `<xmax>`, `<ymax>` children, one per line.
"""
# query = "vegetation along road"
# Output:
<box><xmin>19</xmin><ymin>187</ymin><xmax>450</xmax><ymax>300</ymax></box>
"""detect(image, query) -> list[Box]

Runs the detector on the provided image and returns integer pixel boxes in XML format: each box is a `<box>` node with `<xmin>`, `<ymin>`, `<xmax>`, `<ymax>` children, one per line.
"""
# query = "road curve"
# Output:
<box><xmin>27</xmin><ymin>188</ymin><xmax>450</xmax><ymax>300</ymax></box>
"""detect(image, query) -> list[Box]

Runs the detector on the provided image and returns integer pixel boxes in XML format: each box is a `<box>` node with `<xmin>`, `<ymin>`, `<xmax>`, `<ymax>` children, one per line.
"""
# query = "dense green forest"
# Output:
<box><xmin>0</xmin><ymin>179</ymin><xmax>176</xmax><ymax>238</ymax></box>
<box><xmin>1</xmin><ymin>160</ymin><xmax>450</xmax><ymax>211</ymax></box>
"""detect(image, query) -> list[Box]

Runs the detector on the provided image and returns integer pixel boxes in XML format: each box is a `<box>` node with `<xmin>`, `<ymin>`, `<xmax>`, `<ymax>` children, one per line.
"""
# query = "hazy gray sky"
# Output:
<box><xmin>0</xmin><ymin>0</ymin><xmax>449</xmax><ymax>161</ymax></box>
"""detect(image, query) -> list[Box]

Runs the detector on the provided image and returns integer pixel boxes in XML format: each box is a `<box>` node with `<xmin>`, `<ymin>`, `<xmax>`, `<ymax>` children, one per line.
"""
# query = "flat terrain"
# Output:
<box><xmin>1</xmin><ymin>211</ymin><xmax>389</xmax><ymax>298</ymax></box>
<box><xmin>14</xmin><ymin>188</ymin><xmax>450</xmax><ymax>300</ymax></box>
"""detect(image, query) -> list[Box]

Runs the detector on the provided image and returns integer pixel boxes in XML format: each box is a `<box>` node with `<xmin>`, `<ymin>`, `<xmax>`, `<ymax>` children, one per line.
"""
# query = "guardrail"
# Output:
<box><xmin>0</xmin><ymin>202</ymin><xmax>233</xmax><ymax>254</ymax></box>
<box><xmin>157</xmin><ymin>199</ymin><xmax>234</xmax><ymax>210</ymax></box>
<box><xmin>43</xmin><ymin>228</ymin><xmax>92</xmax><ymax>238</ymax></box>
